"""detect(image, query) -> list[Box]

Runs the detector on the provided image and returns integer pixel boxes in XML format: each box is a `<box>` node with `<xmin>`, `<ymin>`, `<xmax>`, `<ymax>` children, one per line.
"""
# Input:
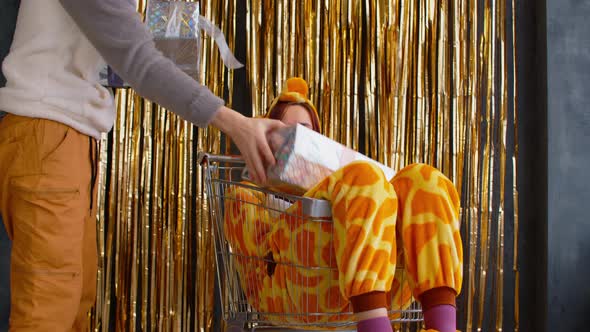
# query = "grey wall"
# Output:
<box><xmin>546</xmin><ymin>0</ymin><xmax>590</xmax><ymax>330</ymax></box>
<box><xmin>0</xmin><ymin>0</ymin><xmax>19</xmax><ymax>86</ymax></box>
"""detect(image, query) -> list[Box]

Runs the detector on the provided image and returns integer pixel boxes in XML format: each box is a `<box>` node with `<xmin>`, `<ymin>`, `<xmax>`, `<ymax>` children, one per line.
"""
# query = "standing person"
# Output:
<box><xmin>0</xmin><ymin>0</ymin><xmax>283</xmax><ymax>330</ymax></box>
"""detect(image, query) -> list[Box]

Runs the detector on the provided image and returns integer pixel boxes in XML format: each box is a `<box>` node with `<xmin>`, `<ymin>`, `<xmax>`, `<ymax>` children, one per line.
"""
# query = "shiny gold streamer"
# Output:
<box><xmin>91</xmin><ymin>0</ymin><xmax>519</xmax><ymax>331</ymax></box>
<box><xmin>466</xmin><ymin>1</ymin><xmax>480</xmax><ymax>329</ymax></box>
<box><xmin>512</xmin><ymin>1</ymin><xmax>520</xmax><ymax>331</ymax></box>
<box><xmin>247</xmin><ymin>1</ymin><xmax>518</xmax><ymax>331</ymax></box>
<box><xmin>91</xmin><ymin>0</ymin><xmax>236</xmax><ymax>331</ymax></box>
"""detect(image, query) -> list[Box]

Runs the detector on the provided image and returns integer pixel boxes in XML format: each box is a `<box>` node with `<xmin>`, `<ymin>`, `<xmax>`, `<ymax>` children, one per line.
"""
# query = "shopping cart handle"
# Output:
<box><xmin>197</xmin><ymin>152</ymin><xmax>246</xmax><ymax>166</ymax></box>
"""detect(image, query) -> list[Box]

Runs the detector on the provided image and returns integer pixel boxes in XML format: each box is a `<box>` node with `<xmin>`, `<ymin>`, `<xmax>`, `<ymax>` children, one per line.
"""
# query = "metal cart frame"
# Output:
<box><xmin>199</xmin><ymin>153</ymin><xmax>423</xmax><ymax>331</ymax></box>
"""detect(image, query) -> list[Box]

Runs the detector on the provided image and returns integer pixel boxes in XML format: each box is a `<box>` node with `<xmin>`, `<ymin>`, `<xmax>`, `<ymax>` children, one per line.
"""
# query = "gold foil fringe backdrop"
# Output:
<box><xmin>91</xmin><ymin>0</ymin><xmax>519</xmax><ymax>331</ymax></box>
<box><xmin>246</xmin><ymin>0</ymin><xmax>518</xmax><ymax>331</ymax></box>
<box><xmin>91</xmin><ymin>0</ymin><xmax>236</xmax><ymax>331</ymax></box>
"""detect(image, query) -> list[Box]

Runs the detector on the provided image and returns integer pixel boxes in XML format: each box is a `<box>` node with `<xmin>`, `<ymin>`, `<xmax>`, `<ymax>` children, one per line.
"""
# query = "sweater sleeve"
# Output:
<box><xmin>59</xmin><ymin>0</ymin><xmax>224</xmax><ymax>128</ymax></box>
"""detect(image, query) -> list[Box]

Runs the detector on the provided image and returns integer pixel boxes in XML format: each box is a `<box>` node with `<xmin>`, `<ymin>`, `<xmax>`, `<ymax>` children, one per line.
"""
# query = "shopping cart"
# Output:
<box><xmin>199</xmin><ymin>153</ymin><xmax>423</xmax><ymax>332</ymax></box>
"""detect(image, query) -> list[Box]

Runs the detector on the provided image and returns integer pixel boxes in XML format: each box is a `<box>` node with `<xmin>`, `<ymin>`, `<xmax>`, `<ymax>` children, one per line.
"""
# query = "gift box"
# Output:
<box><xmin>99</xmin><ymin>0</ymin><xmax>242</xmax><ymax>88</ymax></box>
<box><xmin>263</xmin><ymin>124</ymin><xmax>396</xmax><ymax>195</ymax></box>
<box><xmin>146</xmin><ymin>0</ymin><xmax>202</xmax><ymax>81</ymax></box>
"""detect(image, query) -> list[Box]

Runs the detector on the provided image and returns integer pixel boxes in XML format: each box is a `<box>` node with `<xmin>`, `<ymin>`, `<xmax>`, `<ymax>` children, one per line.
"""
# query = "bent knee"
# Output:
<box><xmin>337</xmin><ymin>161</ymin><xmax>389</xmax><ymax>186</ymax></box>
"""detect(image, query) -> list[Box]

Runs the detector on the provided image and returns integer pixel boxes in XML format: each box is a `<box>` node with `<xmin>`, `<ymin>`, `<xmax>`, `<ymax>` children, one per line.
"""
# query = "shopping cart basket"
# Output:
<box><xmin>199</xmin><ymin>153</ymin><xmax>423</xmax><ymax>331</ymax></box>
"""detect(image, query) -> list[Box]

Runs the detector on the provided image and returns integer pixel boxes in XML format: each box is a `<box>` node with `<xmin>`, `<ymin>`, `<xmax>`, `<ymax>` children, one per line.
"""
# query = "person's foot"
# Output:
<box><xmin>357</xmin><ymin>316</ymin><xmax>393</xmax><ymax>332</ymax></box>
<box><xmin>423</xmin><ymin>304</ymin><xmax>456</xmax><ymax>332</ymax></box>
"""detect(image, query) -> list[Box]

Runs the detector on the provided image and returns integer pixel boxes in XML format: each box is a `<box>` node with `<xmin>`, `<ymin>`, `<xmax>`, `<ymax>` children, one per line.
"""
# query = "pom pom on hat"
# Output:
<box><xmin>285</xmin><ymin>77</ymin><xmax>309</xmax><ymax>98</ymax></box>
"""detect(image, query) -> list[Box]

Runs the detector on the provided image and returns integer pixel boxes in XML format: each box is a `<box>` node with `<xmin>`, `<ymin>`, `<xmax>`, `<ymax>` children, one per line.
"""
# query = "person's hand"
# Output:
<box><xmin>211</xmin><ymin>106</ymin><xmax>286</xmax><ymax>183</ymax></box>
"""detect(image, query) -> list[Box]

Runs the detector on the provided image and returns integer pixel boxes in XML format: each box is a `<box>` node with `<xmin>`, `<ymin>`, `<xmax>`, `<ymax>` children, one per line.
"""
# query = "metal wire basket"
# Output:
<box><xmin>199</xmin><ymin>153</ymin><xmax>423</xmax><ymax>331</ymax></box>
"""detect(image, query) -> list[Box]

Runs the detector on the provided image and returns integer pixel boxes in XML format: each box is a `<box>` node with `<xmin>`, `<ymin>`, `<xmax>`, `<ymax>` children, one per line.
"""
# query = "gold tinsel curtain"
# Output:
<box><xmin>247</xmin><ymin>1</ymin><xmax>518</xmax><ymax>331</ymax></box>
<box><xmin>91</xmin><ymin>0</ymin><xmax>235</xmax><ymax>331</ymax></box>
<box><xmin>92</xmin><ymin>0</ymin><xmax>518</xmax><ymax>331</ymax></box>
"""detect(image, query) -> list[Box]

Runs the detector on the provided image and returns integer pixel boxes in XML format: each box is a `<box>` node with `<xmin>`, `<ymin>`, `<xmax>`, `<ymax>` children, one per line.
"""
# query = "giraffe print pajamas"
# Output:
<box><xmin>223</xmin><ymin>161</ymin><xmax>463</xmax><ymax>324</ymax></box>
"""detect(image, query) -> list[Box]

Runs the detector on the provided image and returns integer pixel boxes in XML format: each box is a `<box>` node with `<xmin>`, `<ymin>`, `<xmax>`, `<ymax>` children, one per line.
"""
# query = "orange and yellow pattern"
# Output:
<box><xmin>223</xmin><ymin>161</ymin><xmax>462</xmax><ymax>324</ymax></box>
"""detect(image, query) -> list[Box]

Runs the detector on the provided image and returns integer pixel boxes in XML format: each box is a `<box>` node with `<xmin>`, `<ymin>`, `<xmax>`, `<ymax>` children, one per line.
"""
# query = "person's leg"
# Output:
<box><xmin>71</xmin><ymin>208</ymin><xmax>98</xmax><ymax>331</ymax></box>
<box><xmin>72</xmin><ymin>143</ymin><xmax>99</xmax><ymax>331</ymax></box>
<box><xmin>267</xmin><ymin>210</ymin><xmax>351</xmax><ymax>323</ymax></box>
<box><xmin>223</xmin><ymin>185</ymin><xmax>276</xmax><ymax>312</ymax></box>
<box><xmin>0</xmin><ymin>214</ymin><xmax>10</xmax><ymax>331</ymax></box>
<box><xmin>304</xmin><ymin>161</ymin><xmax>399</xmax><ymax>331</ymax></box>
<box><xmin>0</xmin><ymin>117</ymin><xmax>14</xmax><ymax>331</ymax></box>
<box><xmin>391</xmin><ymin>163</ymin><xmax>463</xmax><ymax>332</ymax></box>
<box><xmin>0</xmin><ymin>114</ymin><xmax>95</xmax><ymax>331</ymax></box>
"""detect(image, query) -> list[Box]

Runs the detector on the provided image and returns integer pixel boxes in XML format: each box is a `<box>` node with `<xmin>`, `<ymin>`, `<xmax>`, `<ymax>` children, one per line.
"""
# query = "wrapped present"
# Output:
<box><xmin>146</xmin><ymin>0</ymin><xmax>202</xmax><ymax>81</ymax></box>
<box><xmin>262</xmin><ymin>124</ymin><xmax>396</xmax><ymax>195</ymax></box>
<box><xmin>99</xmin><ymin>0</ymin><xmax>242</xmax><ymax>87</ymax></box>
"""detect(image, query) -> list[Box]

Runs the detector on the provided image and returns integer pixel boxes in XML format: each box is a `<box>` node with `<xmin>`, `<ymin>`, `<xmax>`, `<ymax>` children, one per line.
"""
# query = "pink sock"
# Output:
<box><xmin>423</xmin><ymin>304</ymin><xmax>456</xmax><ymax>332</ymax></box>
<box><xmin>357</xmin><ymin>316</ymin><xmax>393</xmax><ymax>332</ymax></box>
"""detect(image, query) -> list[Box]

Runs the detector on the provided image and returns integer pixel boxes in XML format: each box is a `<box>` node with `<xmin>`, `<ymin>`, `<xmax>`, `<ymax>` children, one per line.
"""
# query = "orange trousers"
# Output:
<box><xmin>0</xmin><ymin>114</ymin><xmax>99</xmax><ymax>331</ymax></box>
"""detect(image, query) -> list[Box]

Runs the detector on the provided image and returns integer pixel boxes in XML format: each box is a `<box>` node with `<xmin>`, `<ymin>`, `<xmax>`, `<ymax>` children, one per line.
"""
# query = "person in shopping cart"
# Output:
<box><xmin>223</xmin><ymin>77</ymin><xmax>462</xmax><ymax>332</ymax></box>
